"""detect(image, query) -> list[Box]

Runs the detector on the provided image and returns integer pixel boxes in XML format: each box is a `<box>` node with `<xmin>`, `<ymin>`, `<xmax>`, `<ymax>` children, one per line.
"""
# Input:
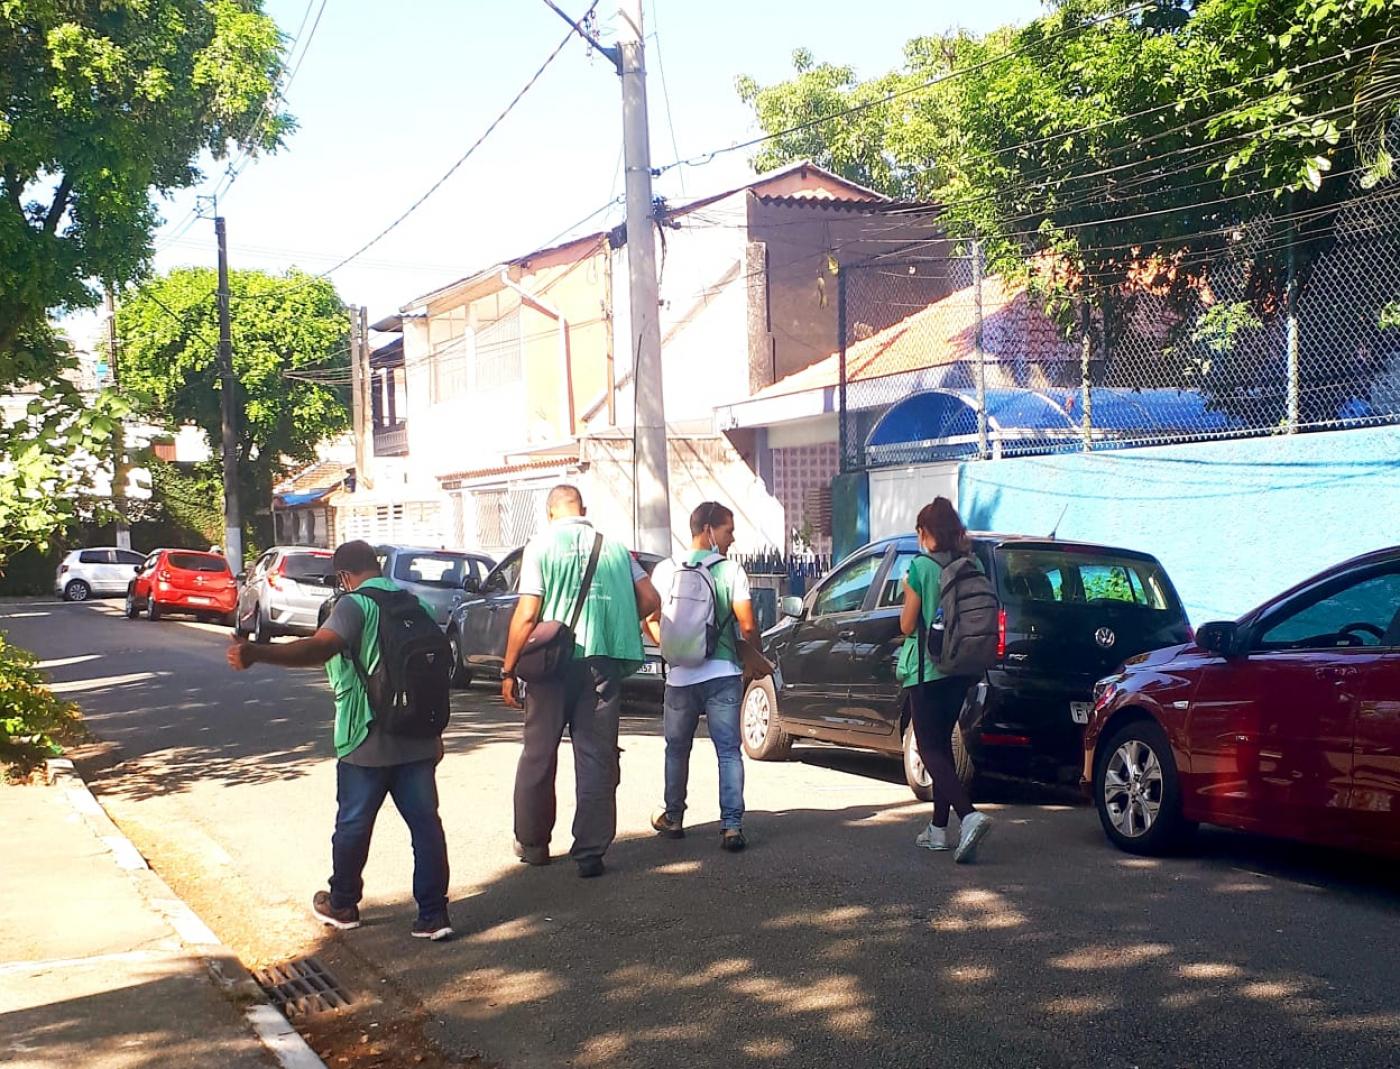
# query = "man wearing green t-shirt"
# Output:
<box><xmin>227</xmin><ymin>540</ymin><xmax>452</xmax><ymax>939</ymax></box>
<box><xmin>501</xmin><ymin>485</ymin><xmax>660</xmax><ymax>879</ymax></box>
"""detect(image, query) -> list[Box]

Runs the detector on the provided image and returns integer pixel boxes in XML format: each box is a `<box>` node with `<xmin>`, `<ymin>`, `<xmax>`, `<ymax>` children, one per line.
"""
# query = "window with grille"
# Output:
<box><xmin>432</xmin><ymin>336</ymin><xmax>469</xmax><ymax>402</ymax></box>
<box><xmin>474</xmin><ymin>308</ymin><xmax>522</xmax><ymax>391</ymax></box>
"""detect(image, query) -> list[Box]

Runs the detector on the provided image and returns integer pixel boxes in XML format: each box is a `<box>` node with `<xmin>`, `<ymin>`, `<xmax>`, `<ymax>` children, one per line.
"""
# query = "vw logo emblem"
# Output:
<box><xmin>1095</xmin><ymin>627</ymin><xmax>1117</xmax><ymax>649</ymax></box>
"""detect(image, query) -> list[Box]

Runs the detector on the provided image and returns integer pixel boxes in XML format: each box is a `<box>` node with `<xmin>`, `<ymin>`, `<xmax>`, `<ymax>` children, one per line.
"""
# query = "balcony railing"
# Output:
<box><xmin>373</xmin><ymin>420</ymin><xmax>409</xmax><ymax>457</ymax></box>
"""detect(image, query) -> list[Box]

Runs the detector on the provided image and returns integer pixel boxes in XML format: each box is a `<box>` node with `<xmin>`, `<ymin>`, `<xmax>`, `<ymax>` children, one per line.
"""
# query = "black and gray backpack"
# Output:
<box><xmin>927</xmin><ymin>551</ymin><xmax>1001</xmax><ymax>677</ymax></box>
<box><xmin>347</xmin><ymin>587</ymin><xmax>453</xmax><ymax>737</ymax></box>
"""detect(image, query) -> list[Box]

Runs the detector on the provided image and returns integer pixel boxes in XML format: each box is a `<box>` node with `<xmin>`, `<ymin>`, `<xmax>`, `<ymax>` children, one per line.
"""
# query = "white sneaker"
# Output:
<box><xmin>954</xmin><ymin>812</ymin><xmax>992</xmax><ymax>864</ymax></box>
<box><xmin>914</xmin><ymin>822</ymin><xmax>951</xmax><ymax>851</ymax></box>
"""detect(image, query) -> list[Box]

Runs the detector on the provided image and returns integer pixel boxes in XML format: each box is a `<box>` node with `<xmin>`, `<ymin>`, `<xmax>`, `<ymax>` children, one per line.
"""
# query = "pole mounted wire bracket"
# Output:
<box><xmin>540</xmin><ymin>0</ymin><xmax>621</xmax><ymax>75</ymax></box>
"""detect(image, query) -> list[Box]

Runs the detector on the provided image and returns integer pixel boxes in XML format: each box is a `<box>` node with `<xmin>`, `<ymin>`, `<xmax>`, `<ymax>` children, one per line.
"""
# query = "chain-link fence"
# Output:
<box><xmin>838</xmin><ymin>174</ymin><xmax>1400</xmax><ymax>471</ymax></box>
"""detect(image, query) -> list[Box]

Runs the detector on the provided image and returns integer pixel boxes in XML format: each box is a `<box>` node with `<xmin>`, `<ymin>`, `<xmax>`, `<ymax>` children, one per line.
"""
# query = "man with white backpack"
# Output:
<box><xmin>647</xmin><ymin>502</ymin><xmax>761</xmax><ymax>852</ymax></box>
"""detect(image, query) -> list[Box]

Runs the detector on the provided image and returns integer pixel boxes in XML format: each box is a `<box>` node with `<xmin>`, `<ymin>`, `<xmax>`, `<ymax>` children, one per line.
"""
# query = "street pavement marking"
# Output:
<box><xmin>50</xmin><ymin>671</ymin><xmax>161</xmax><ymax>694</ymax></box>
<box><xmin>35</xmin><ymin>654</ymin><xmax>102</xmax><ymax>669</ymax></box>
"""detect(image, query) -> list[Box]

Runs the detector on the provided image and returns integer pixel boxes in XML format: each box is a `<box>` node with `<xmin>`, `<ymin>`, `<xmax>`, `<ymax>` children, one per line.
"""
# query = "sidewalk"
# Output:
<box><xmin>0</xmin><ymin>766</ymin><xmax>316</xmax><ymax>1069</ymax></box>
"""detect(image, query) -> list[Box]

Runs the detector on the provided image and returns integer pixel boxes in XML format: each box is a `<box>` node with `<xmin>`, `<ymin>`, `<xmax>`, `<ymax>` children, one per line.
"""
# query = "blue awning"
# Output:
<box><xmin>277</xmin><ymin>488</ymin><xmax>334</xmax><ymax>507</ymax></box>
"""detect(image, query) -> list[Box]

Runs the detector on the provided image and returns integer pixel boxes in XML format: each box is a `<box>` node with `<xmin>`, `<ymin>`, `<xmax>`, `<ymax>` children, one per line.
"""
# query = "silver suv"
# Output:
<box><xmin>235</xmin><ymin>547</ymin><xmax>334</xmax><ymax>641</ymax></box>
<box><xmin>376</xmin><ymin>545</ymin><xmax>494</xmax><ymax>628</ymax></box>
<box><xmin>55</xmin><ymin>547</ymin><xmax>147</xmax><ymax>601</ymax></box>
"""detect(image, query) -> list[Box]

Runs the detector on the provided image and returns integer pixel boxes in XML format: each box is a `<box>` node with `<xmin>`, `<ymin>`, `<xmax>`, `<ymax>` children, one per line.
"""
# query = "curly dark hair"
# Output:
<box><xmin>915</xmin><ymin>497</ymin><xmax>970</xmax><ymax>555</ymax></box>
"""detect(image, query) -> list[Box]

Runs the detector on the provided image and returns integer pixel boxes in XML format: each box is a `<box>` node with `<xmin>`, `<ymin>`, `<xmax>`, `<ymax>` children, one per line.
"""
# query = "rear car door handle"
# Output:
<box><xmin>838</xmin><ymin>629</ymin><xmax>856</xmax><ymax>639</ymax></box>
<box><xmin>1315</xmin><ymin>666</ymin><xmax>1358</xmax><ymax>682</ymax></box>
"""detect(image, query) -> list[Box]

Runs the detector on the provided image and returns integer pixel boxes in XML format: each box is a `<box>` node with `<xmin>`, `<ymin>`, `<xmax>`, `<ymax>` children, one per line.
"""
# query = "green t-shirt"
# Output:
<box><xmin>535</xmin><ymin>524</ymin><xmax>644</xmax><ymax>675</ymax></box>
<box><xmin>897</xmin><ymin>554</ymin><xmax>947</xmax><ymax>688</ymax></box>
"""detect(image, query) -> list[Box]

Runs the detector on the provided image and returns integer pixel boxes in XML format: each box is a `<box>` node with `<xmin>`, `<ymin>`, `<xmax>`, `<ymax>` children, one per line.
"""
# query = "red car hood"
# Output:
<box><xmin>1119</xmin><ymin>642</ymin><xmax>1195</xmax><ymax>672</ymax></box>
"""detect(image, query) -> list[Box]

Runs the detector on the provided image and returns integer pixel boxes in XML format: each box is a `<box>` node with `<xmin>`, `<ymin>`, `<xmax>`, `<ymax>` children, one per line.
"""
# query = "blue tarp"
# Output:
<box><xmin>278</xmin><ymin>488</ymin><xmax>333</xmax><ymax>507</ymax></box>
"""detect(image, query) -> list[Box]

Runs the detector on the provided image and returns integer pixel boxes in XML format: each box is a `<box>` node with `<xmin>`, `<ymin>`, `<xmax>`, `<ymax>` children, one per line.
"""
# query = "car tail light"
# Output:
<box><xmin>996</xmin><ymin>608</ymin><xmax>1007</xmax><ymax>661</ymax></box>
<box><xmin>268</xmin><ymin>559</ymin><xmax>288</xmax><ymax>590</ymax></box>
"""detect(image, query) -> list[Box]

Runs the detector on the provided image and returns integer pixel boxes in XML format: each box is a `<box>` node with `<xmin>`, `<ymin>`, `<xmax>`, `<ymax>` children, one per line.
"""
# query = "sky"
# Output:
<box><xmin>130</xmin><ymin>0</ymin><xmax>1046</xmax><ymax>330</ymax></box>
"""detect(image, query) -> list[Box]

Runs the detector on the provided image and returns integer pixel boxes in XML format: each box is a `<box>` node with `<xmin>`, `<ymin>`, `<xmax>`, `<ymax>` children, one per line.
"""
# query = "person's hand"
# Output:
<box><xmin>501</xmin><ymin>673</ymin><xmax>522</xmax><ymax>709</ymax></box>
<box><xmin>227</xmin><ymin>638</ymin><xmax>256</xmax><ymax>672</ymax></box>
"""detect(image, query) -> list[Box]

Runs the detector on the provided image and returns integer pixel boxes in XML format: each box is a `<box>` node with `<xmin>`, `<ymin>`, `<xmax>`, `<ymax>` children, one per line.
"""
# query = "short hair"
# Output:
<box><xmin>332</xmin><ymin>540</ymin><xmax>381</xmax><ymax>576</ymax></box>
<box><xmin>547</xmin><ymin>484</ymin><xmax>584</xmax><ymax>514</ymax></box>
<box><xmin>689</xmin><ymin>501</ymin><xmax>734</xmax><ymax>536</ymax></box>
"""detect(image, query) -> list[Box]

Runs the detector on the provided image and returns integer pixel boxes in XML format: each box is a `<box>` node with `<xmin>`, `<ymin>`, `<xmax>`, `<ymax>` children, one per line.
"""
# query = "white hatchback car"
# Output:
<box><xmin>55</xmin><ymin>547</ymin><xmax>148</xmax><ymax>601</ymax></box>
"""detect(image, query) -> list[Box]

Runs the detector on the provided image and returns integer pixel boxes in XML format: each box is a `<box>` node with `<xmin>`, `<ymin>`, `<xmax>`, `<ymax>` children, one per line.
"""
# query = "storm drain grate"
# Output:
<box><xmin>252</xmin><ymin>956</ymin><xmax>354</xmax><ymax>1018</ymax></box>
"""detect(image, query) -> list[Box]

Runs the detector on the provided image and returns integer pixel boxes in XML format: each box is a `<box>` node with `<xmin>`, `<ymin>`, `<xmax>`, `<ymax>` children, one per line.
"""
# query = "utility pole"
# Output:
<box><xmin>616</xmin><ymin>0</ymin><xmax>671</xmax><ymax>556</ymax></box>
<box><xmin>103</xmin><ymin>288</ymin><xmax>131</xmax><ymax>550</ymax></box>
<box><xmin>215</xmin><ymin>214</ymin><xmax>243</xmax><ymax>568</ymax></box>
<box><xmin>357</xmin><ymin>305</ymin><xmax>373</xmax><ymax>489</ymax></box>
<box><xmin>972</xmin><ymin>240</ymin><xmax>988</xmax><ymax>460</ymax></box>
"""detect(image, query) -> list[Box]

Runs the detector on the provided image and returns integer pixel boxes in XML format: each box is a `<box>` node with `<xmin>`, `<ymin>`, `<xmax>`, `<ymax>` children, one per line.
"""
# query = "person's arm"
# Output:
<box><xmin>733</xmin><ymin>597</ymin><xmax>761</xmax><ymax>649</ymax></box>
<box><xmin>500</xmin><ymin>594</ymin><xmax>542</xmax><ymax>709</ymax></box>
<box><xmin>900</xmin><ymin>578</ymin><xmax>923</xmax><ymax>637</ymax></box>
<box><xmin>633</xmin><ymin>575</ymin><xmax>660</xmax><ymax>620</ymax></box>
<box><xmin>228</xmin><ymin>629</ymin><xmax>343</xmax><ymax>671</ymax></box>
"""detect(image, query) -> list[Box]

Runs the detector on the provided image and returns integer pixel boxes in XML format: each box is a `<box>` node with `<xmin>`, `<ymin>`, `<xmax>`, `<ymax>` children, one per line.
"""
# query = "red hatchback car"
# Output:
<box><xmin>1084</xmin><ymin>546</ymin><xmax>1400</xmax><ymax>859</ymax></box>
<box><xmin>125</xmin><ymin>549</ymin><xmax>238</xmax><ymax>624</ymax></box>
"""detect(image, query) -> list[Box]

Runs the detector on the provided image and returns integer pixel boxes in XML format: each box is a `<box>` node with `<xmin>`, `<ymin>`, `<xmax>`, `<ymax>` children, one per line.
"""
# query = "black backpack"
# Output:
<box><xmin>346</xmin><ymin>587</ymin><xmax>453</xmax><ymax>737</ymax></box>
<box><xmin>925</xmin><ymin>551</ymin><xmax>1001</xmax><ymax>677</ymax></box>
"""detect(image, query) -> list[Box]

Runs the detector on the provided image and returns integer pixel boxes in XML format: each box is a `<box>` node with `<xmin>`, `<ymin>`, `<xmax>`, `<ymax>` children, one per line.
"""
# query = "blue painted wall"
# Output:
<box><xmin>956</xmin><ymin>426</ymin><xmax>1400</xmax><ymax>624</ymax></box>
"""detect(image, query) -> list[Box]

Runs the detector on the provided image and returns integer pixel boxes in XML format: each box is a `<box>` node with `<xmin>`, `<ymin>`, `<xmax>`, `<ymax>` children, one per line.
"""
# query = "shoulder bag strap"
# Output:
<box><xmin>567</xmin><ymin>531</ymin><xmax>605</xmax><ymax>633</ymax></box>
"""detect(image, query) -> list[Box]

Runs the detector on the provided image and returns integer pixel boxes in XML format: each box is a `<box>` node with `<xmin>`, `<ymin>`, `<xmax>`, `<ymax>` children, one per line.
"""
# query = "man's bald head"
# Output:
<box><xmin>546</xmin><ymin>484</ymin><xmax>585</xmax><ymax>520</ymax></box>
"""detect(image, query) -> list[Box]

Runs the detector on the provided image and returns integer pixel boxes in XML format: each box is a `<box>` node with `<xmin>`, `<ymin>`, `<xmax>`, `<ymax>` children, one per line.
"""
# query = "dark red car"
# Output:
<box><xmin>1084</xmin><ymin>546</ymin><xmax>1400</xmax><ymax>859</ymax></box>
<box><xmin>125</xmin><ymin>548</ymin><xmax>238</xmax><ymax>624</ymax></box>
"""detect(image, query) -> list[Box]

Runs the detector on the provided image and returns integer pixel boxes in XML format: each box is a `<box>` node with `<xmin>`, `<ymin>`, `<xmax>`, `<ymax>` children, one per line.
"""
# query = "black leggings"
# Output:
<box><xmin>907</xmin><ymin>677</ymin><xmax>977</xmax><ymax>828</ymax></box>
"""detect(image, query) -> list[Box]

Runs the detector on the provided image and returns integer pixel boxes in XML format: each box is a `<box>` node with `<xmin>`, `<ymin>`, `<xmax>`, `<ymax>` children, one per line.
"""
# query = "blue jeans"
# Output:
<box><xmin>662</xmin><ymin>675</ymin><xmax>745</xmax><ymax>829</ymax></box>
<box><xmin>329</xmin><ymin>758</ymin><xmax>449</xmax><ymax>921</ymax></box>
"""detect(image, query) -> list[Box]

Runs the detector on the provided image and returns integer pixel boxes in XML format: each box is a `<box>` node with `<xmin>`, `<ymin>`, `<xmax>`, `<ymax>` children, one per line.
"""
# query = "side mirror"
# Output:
<box><xmin>780</xmin><ymin>595</ymin><xmax>805</xmax><ymax>620</ymax></box>
<box><xmin>1196</xmin><ymin>621</ymin><xmax>1245</xmax><ymax>658</ymax></box>
<box><xmin>463</xmin><ymin>576</ymin><xmax>481</xmax><ymax>594</ymax></box>
<box><xmin>133</xmin><ymin>565</ymin><xmax>142</xmax><ymax>575</ymax></box>
<box><xmin>236</xmin><ymin>572</ymin><xmax>247</xmax><ymax>582</ymax></box>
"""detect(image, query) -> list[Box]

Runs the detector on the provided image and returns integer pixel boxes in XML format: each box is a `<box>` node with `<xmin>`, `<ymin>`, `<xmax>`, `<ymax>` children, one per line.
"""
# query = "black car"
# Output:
<box><xmin>740</xmin><ymin>534</ymin><xmax>1192</xmax><ymax>799</ymax></box>
<box><xmin>445</xmin><ymin>545</ymin><xmax>666</xmax><ymax>702</ymax></box>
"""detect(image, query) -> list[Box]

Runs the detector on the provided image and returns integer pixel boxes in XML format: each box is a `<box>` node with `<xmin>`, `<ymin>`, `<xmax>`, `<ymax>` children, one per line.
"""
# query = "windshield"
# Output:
<box><xmin>282</xmin><ymin>553</ymin><xmax>332</xmax><ymax>583</ymax></box>
<box><xmin>168</xmin><ymin>552</ymin><xmax>230</xmax><ymax>574</ymax></box>
<box><xmin>393</xmin><ymin>552</ymin><xmax>470</xmax><ymax>588</ymax></box>
<box><xmin>997</xmin><ymin>548</ymin><xmax>1177</xmax><ymax>611</ymax></box>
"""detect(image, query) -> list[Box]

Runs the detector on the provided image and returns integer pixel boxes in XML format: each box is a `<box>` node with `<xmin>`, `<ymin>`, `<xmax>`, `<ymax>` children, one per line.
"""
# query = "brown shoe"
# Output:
<box><xmin>513</xmin><ymin>839</ymin><xmax>551</xmax><ymax>866</ymax></box>
<box><xmin>312</xmin><ymin>891</ymin><xmax>361</xmax><ymax>930</ymax></box>
<box><xmin>651</xmin><ymin>809</ymin><xmax>685</xmax><ymax>839</ymax></box>
<box><xmin>720</xmin><ymin>828</ymin><xmax>747</xmax><ymax>853</ymax></box>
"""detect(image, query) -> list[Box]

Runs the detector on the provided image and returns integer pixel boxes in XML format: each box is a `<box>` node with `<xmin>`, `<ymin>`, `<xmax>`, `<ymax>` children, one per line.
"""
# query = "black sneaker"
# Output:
<box><xmin>312</xmin><ymin>891</ymin><xmax>361</xmax><ymax>930</ymax></box>
<box><xmin>513</xmin><ymin>839</ymin><xmax>551</xmax><ymax>866</ymax></box>
<box><xmin>720</xmin><ymin>828</ymin><xmax>747</xmax><ymax>853</ymax></box>
<box><xmin>411</xmin><ymin>914</ymin><xmax>455</xmax><ymax>942</ymax></box>
<box><xmin>651</xmin><ymin>809</ymin><xmax>685</xmax><ymax>839</ymax></box>
<box><xmin>576</xmin><ymin>856</ymin><xmax>606</xmax><ymax>879</ymax></box>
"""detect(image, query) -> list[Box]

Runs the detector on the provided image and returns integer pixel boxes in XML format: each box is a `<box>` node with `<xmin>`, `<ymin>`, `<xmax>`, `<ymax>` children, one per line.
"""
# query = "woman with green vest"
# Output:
<box><xmin>898</xmin><ymin>497</ymin><xmax>992</xmax><ymax>863</ymax></box>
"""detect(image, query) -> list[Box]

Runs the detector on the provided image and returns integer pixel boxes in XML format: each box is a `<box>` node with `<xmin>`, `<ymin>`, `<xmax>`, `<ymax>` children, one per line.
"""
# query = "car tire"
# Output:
<box><xmin>64</xmin><ymin>579</ymin><xmax>91</xmax><ymax>602</ymax></box>
<box><xmin>741</xmin><ymin>677</ymin><xmax>792</xmax><ymax>761</ymax></box>
<box><xmin>145</xmin><ymin>596</ymin><xmax>161</xmax><ymax>622</ymax></box>
<box><xmin>902</xmin><ymin>720</ymin><xmax>975</xmax><ymax>803</ymax></box>
<box><xmin>124</xmin><ymin>588</ymin><xmax>140</xmax><ymax>619</ymax></box>
<box><xmin>446</xmin><ymin>630</ymin><xmax>472</xmax><ymax>689</ymax></box>
<box><xmin>251</xmin><ymin>608</ymin><xmax>271</xmax><ymax>644</ymax></box>
<box><xmin>1094</xmin><ymin>718</ymin><xmax>1195</xmax><ymax>856</ymax></box>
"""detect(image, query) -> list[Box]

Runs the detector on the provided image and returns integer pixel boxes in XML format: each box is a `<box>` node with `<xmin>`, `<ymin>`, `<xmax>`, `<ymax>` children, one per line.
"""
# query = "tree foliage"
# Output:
<box><xmin>116</xmin><ymin>267</ymin><xmax>350</xmax><ymax>516</ymax></box>
<box><xmin>0</xmin><ymin>0</ymin><xmax>290</xmax><ymax>384</ymax></box>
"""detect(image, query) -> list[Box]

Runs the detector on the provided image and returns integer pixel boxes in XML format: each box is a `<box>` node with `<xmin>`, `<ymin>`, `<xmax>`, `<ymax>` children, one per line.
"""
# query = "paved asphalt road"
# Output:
<box><xmin>5</xmin><ymin>598</ymin><xmax>1400</xmax><ymax>1069</ymax></box>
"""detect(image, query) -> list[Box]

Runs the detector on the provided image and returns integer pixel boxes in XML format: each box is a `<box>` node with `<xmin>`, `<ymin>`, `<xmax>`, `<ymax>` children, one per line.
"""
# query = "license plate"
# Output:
<box><xmin>638</xmin><ymin>661</ymin><xmax>662</xmax><ymax>676</ymax></box>
<box><xmin>188</xmin><ymin>595</ymin><xmax>212</xmax><ymax>605</ymax></box>
<box><xmin>1070</xmin><ymin>701</ymin><xmax>1092</xmax><ymax>724</ymax></box>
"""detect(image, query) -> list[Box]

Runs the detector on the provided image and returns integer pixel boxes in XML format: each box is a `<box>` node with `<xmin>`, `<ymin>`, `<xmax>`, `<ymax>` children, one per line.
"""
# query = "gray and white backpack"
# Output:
<box><xmin>659</xmin><ymin>553</ymin><xmax>732</xmax><ymax>669</ymax></box>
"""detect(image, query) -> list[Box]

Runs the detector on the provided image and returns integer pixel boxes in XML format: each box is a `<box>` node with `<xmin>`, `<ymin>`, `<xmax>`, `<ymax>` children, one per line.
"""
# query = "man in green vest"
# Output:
<box><xmin>227</xmin><ymin>540</ymin><xmax>452</xmax><ymax>940</ymax></box>
<box><xmin>501</xmin><ymin>485</ymin><xmax>660</xmax><ymax>879</ymax></box>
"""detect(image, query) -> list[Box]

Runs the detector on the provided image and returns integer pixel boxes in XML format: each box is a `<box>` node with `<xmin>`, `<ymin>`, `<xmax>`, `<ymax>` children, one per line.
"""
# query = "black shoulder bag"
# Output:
<box><xmin>514</xmin><ymin>532</ymin><xmax>604</xmax><ymax>684</ymax></box>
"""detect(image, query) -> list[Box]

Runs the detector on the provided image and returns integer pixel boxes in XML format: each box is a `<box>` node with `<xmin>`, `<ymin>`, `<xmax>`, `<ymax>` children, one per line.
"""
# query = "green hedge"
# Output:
<box><xmin>0</xmin><ymin>633</ymin><xmax>87</xmax><ymax>780</ymax></box>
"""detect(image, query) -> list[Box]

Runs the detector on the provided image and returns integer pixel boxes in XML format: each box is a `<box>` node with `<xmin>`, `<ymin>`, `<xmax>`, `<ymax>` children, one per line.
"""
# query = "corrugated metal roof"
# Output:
<box><xmin>436</xmin><ymin>456</ymin><xmax>578</xmax><ymax>485</ymax></box>
<box><xmin>273</xmin><ymin>459</ymin><xmax>348</xmax><ymax>497</ymax></box>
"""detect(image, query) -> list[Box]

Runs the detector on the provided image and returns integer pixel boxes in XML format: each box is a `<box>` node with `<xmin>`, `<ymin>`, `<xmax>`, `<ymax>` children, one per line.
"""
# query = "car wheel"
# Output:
<box><xmin>446</xmin><ymin>630</ymin><xmax>472</xmax><ymax>689</ymax></box>
<box><xmin>64</xmin><ymin>579</ymin><xmax>91</xmax><ymax>602</ymax></box>
<box><xmin>124</xmin><ymin>588</ymin><xmax>139</xmax><ymax>619</ymax></box>
<box><xmin>741</xmin><ymin>677</ymin><xmax>792</xmax><ymax>761</ymax></box>
<box><xmin>145</xmin><ymin>596</ymin><xmax>161</xmax><ymax>622</ymax></box>
<box><xmin>251</xmin><ymin>608</ymin><xmax>271</xmax><ymax>644</ymax></box>
<box><xmin>1094</xmin><ymin>718</ymin><xmax>1194</xmax><ymax>856</ymax></box>
<box><xmin>902</xmin><ymin>720</ymin><xmax>976</xmax><ymax>803</ymax></box>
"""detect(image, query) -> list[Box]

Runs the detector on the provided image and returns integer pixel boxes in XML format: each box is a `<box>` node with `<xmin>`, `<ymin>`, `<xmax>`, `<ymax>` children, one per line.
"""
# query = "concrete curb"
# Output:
<box><xmin>44</xmin><ymin>758</ymin><xmax>327</xmax><ymax>1069</ymax></box>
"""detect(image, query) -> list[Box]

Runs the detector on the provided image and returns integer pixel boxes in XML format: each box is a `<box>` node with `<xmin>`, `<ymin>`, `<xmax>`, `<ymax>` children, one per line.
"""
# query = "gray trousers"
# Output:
<box><xmin>513</xmin><ymin>658</ymin><xmax>623</xmax><ymax>862</ymax></box>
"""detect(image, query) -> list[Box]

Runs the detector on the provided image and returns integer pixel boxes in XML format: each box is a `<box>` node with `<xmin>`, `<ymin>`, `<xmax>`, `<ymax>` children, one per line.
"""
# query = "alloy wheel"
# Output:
<box><xmin>742</xmin><ymin>685</ymin><xmax>771</xmax><ymax>750</ymax></box>
<box><xmin>66</xmin><ymin>580</ymin><xmax>90</xmax><ymax>602</ymax></box>
<box><xmin>1103</xmin><ymin>739</ymin><xmax>1164</xmax><ymax>838</ymax></box>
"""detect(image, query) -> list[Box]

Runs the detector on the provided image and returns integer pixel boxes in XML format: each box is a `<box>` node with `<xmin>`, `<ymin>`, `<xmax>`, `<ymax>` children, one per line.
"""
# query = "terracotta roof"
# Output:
<box><xmin>436</xmin><ymin>457</ymin><xmax>579</xmax><ymax>484</ymax></box>
<box><xmin>752</xmin><ymin>276</ymin><xmax>1079</xmax><ymax>401</ymax></box>
<box><xmin>273</xmin><ymin>459</ymin><xmax>349</xmax><ymax>496</ymax></box>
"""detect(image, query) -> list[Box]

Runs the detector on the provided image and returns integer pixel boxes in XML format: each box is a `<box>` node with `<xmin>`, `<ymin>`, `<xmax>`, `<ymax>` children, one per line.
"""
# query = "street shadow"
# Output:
<box><xmin>302</xmin><ymin>801</ymin><xmax>1400</xmax><ymax>1069</ymax></box>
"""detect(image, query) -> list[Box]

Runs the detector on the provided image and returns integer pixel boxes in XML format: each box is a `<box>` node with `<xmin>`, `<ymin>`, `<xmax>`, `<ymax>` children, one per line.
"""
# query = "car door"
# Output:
<box><xmin>113</xmin><ymin>550</ymin><xmax>145</xmax><ymax>593</ymax></box>
<box><xmin>777</xmin><ymin>550</ymin><xmax>886</xmax><ymax>734</ymax></box>
<box><xmin>132</xmin><ymin>552</ymin><xmax>160</xmax><ymax>602</ymax></box>
<box><xmin>1345</xmin><ymin>574</ymin><xmax>1400</xmax><ymax>849</ymax></box>
<box><xmin>461</xmin><ymin>550</ymin><xmax>523</xmax><ymax>672</ymax></box>
<box><xmin>240</xmin><ymin>552</ymin><xmax>273</xmax><ymax>627</ymax></box>
<box><xmin>80</xmin><ymin>549</ymin><xmax>118</xmax><ymax>593</ymax></box>
<box><xmin>1186</xmin><ymin>565</ymin><xmax>1397</xmax><ymax>839</ymax></box>
<box><xmin>843</xmin><ymin>547</ymin><xmax>910</xmax><ymax>740</ymax></box>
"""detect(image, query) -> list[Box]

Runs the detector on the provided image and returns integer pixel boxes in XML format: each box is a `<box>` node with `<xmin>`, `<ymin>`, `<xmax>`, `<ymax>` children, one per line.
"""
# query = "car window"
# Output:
<box><xmin>168</xmin><ymin>552</ymin><xmax>231</xmax><ymax>574</ymax></box>
<box><xmin>486</xmin><ymin>551</ymin><xmax>523</xmax><ymax>593</ymax></box>
<box><xmin>253</xmin><ymin>552</ymin><xmax>275</xmax><ymax>577</ymax></box>
<box><xmin>813</xmin><ymin>554</ymin><xmax>883</xmax><ymax>617</ymax></box>
<box><xmin>79</xmin><ymin>549</ymin><xmax>111</xmax><ymax>565</ymax></box>
<box><xmin>879</xmin><ymin>552</ymin><xmax>916</xmax><ymax>608</ymax></box>
<box><xmin>115</xmin><ymin>550</ymin><xmax>145</xmax><ymax>565</ymax></box>
<box><xmin>1258</xmin><ymin>568</ymin><xmax>1400</xmax><ymax>650</ymax></box>
<box><xmin>998</xmin><ymin>549</ymin><xmax>1174</xmax><ymax>611</ymax></box>
<box><xmin>282</xmin><ymin>553</ymin><xmax>333</xmax><ymax>582</ymax></box>
<box><xmin>393</xmin><ymin>551</ymin><xmax>469</xmax><ymax>588</ymax></box>
<box><xmin>141</xmin><ymin>553</ymin><xmax>160</xmax><ymax>573</ymax></box>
